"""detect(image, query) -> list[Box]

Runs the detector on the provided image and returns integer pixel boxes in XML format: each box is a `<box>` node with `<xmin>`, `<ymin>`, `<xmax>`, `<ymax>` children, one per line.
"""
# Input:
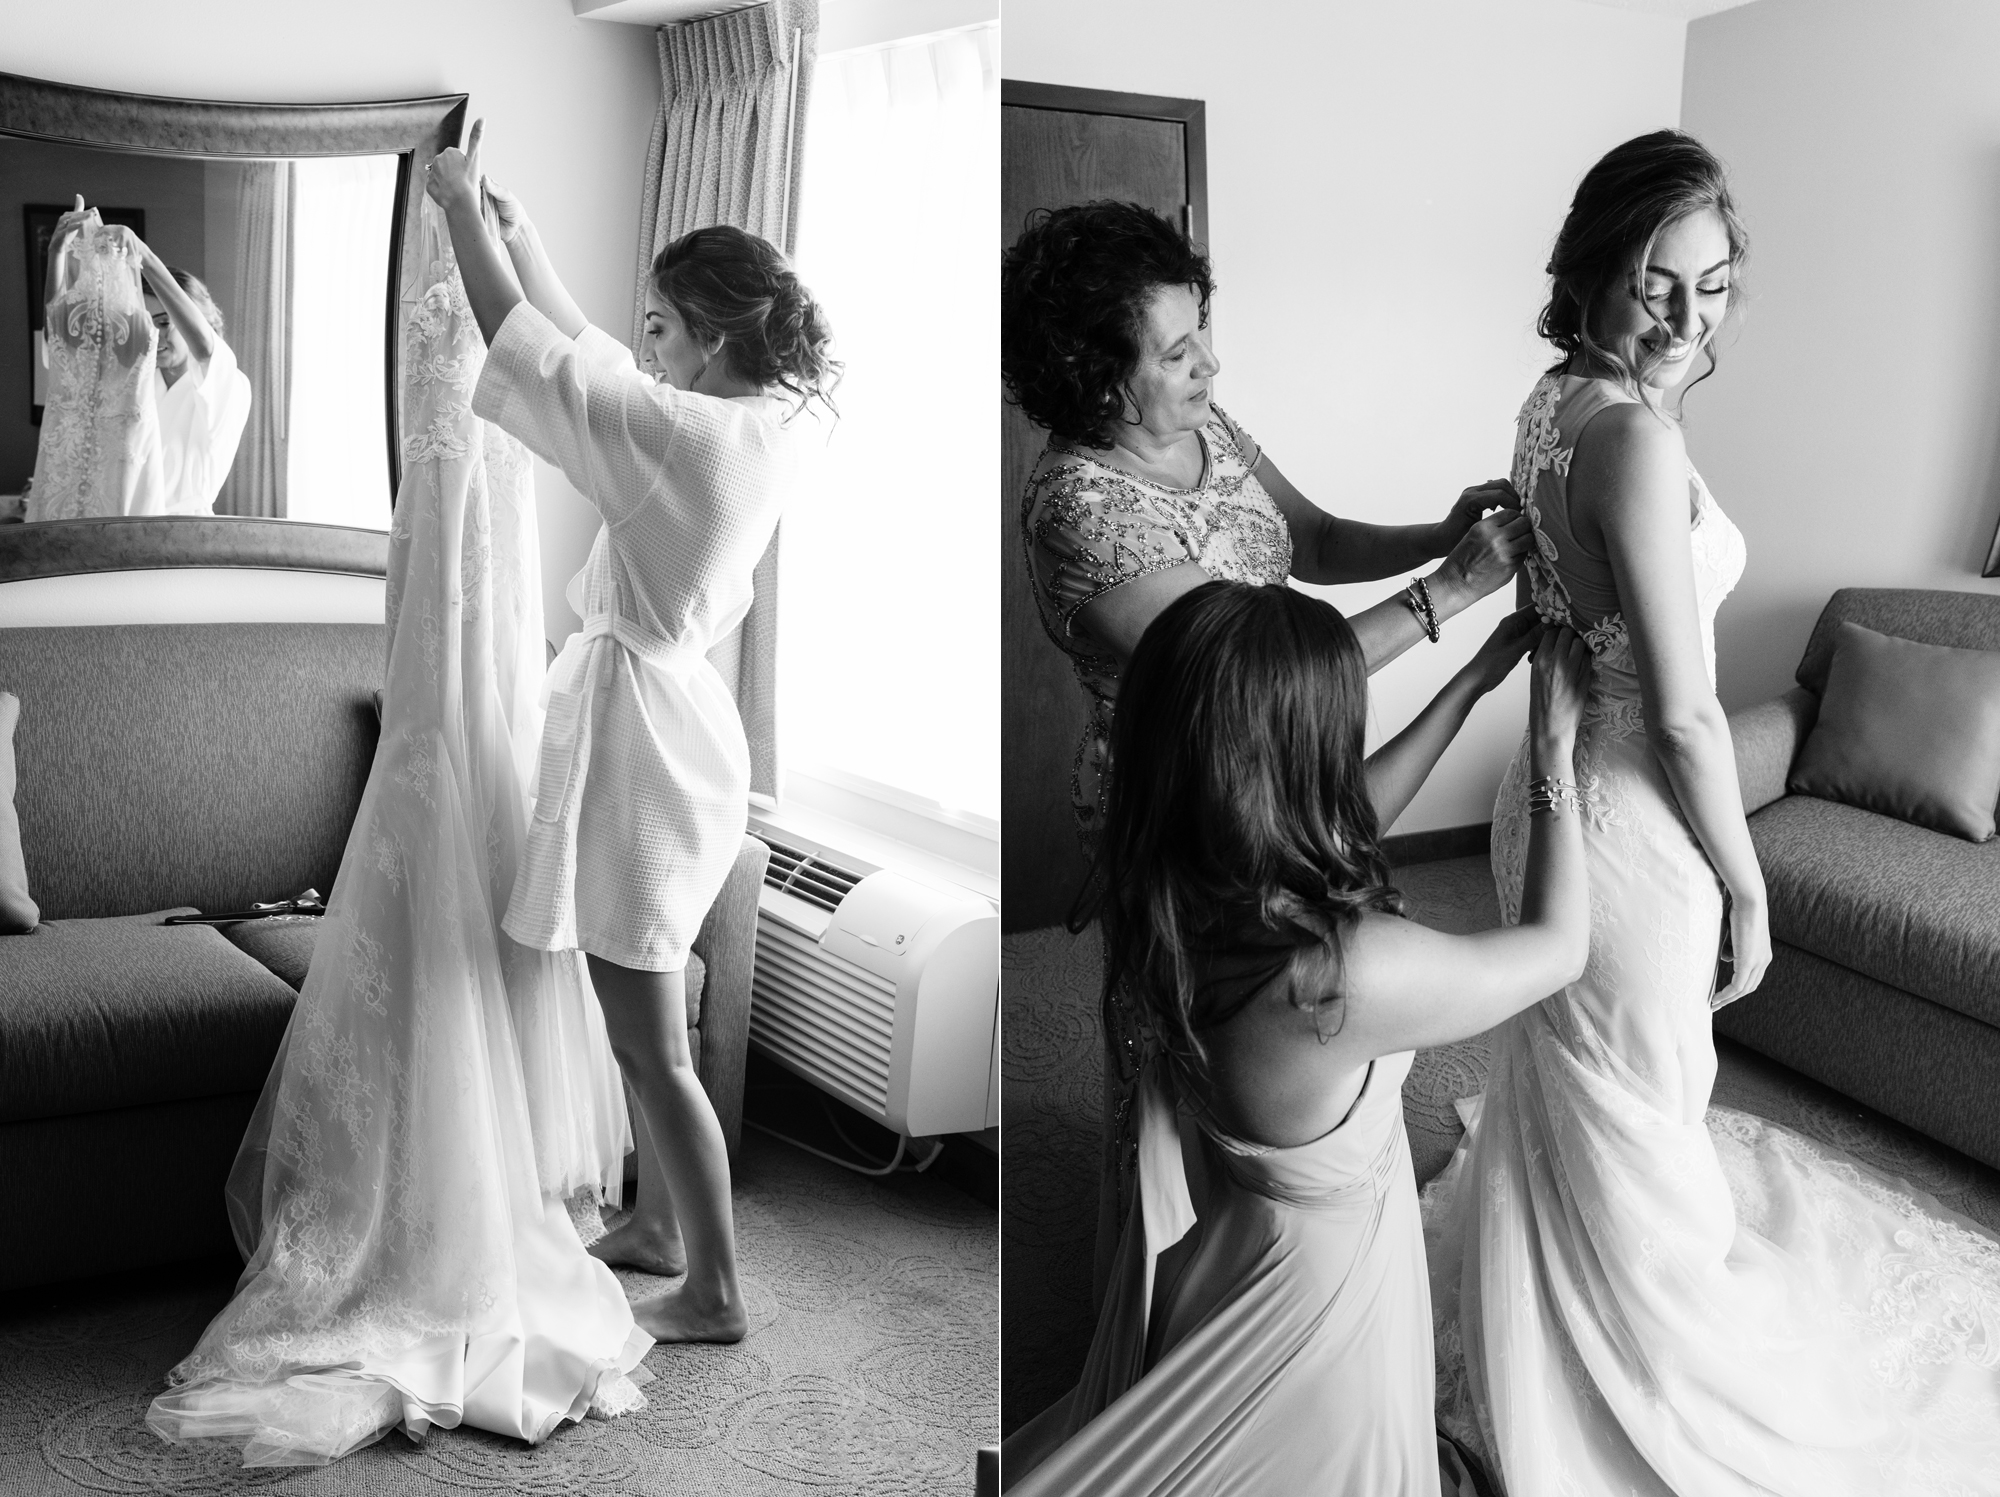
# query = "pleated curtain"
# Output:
<box><xmin>215</xmin><ymin>160</ymin><xmax>292</xmax><ymax>519</ymax></box>
<box><xmin>633</xmin><ymin>0</ymin><xmax>818</xmax><ymax>802</ymax></box>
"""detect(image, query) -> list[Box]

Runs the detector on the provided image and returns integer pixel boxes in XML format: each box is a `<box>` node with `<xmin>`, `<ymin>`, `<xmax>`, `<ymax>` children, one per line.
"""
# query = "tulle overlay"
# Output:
<box><xmin>29</xmin><ymin>217</ymin><xmax>163</xmax><ymax>520</ymax></box>
<box><xmin>1420</xmin><ymin>374</ymin><xmax>2000</xmax><ymax>1496</ymax></box>
<box><xmin>145</xmin><ymin>199</ymin><xmax>649</xmax><ymax>1467</ymax></box>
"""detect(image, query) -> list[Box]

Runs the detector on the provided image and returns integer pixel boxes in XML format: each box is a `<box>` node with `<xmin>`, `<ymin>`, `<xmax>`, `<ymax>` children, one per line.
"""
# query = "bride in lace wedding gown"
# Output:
<box><xmin>145</xmin><ymin>192</ymin><xmax>649</xmax><ymax>1465</ymax></box>
<box><xmin>1425</xmin><ymin>131</ymin><xmax>2000</xmax><ymax>1496</ymax></box>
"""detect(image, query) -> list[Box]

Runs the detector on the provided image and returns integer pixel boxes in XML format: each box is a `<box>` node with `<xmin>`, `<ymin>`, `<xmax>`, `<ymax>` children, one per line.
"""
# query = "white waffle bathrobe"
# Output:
<box><xmin>474</xmin><ymin>301</ymin><xmax>805</xmax><ymax>971</ymax></box>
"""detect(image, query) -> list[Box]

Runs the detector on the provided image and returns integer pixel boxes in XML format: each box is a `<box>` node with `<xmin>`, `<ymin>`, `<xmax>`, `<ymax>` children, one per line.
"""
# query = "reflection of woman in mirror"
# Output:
<box><xmin>426</xmin><ymin>122</ymin><xmax>838</xmax><ymax>1343</ymax></box>
<box><xmin>135</xmin><ymin>242</ymin><xmax>252</xmax><ymax>515</ymax></box>
<box><xmin>45</xmin><ymin>200</ymin><xmax>252</xmax><ymax>517</ymax></box>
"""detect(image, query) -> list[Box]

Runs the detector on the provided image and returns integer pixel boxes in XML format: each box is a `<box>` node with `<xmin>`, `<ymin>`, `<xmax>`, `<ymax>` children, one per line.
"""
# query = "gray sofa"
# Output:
<box><xmin>1723</xmin><ymin>588</ymin><xmax>2000</xmax><ymax>1171</ymax></box>
<box><xmin>0</xmin><ymin>620</ymin><xmax>765</xmax><ymax>1292</ymax></box>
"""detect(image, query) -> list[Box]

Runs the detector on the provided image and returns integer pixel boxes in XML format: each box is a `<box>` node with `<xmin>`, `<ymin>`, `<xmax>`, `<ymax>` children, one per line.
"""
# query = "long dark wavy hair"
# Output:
<box><xmin>651</xmin><ymin>225</ymin><xmax>840</xmax><ymax>417</ymax></box>
<box><xmin>1539</xmin><ymin>129</ymin><xmax>1748</xmax><ymax>412</ymax></box>
<box><xmin>1074</xmin><ymin>582</ymin><xmax>1405</xmax><ymax>1103</ymax></box>
<box><xmin>1000</xmin><ymin>200</ymin><xmax>1214</xmax><ymax>448</ymax></box>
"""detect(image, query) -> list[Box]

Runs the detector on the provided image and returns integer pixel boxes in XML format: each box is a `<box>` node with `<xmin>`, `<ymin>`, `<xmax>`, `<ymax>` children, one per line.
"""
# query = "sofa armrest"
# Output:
<box><xmin>1729</xmin><ymin>686</ymin><xmax>1819</xmax><ymax>816</ymax></box>
<box><xmin>690</xmin><ymin>833</ymin><xmax>769</xmax><ymax>1160</ymax></box>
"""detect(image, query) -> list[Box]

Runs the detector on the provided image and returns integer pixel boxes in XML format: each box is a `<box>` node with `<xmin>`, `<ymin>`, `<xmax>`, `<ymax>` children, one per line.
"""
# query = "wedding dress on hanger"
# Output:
<box><xmin>28</xmin><ymin>216</ymin><xmax>164</xmax><ymax>520</ymax></box>
<box><xmin>146</xmin><ymin>197</ymin><xmax>650</xmax><ymax>1467</ymax></box>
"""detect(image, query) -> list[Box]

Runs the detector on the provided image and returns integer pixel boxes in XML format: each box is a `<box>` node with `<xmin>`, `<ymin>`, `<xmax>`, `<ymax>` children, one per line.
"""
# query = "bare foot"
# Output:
<box><xmin>588</xmin><ymin>1215</ymin><xmax>687</xmax><ymax>1278</ymax></box>
<box><xmin>631</xmin><ymin>1282</ymin><xmax>747</xmax><ymax>1344</ymax></box>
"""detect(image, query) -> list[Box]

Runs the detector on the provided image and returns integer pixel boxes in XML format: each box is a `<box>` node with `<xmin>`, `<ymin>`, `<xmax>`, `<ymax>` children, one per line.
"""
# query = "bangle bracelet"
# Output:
<box><xmin>1527</xmin><ymin>776</ymin><xmax>1581</xmax><ymax>815</ymax></box>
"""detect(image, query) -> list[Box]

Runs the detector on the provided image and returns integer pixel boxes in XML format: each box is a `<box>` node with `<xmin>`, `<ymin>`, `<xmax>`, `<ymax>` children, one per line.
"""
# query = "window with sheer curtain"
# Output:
<box><xmin>783</xmin><ymin>22</ymin><xmax>999</xmax><ymax>828</ymax></box>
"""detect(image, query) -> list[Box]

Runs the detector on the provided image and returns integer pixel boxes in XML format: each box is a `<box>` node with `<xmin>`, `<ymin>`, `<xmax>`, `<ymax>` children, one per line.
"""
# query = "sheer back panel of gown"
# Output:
<box><xmin>28</xmin><ymin>219</ymin><xmax>163</xmax><ymax>521</ymax></box>
<box><xmin>1424</xmin><ymin>373</ymin><xmax>2000</xmax><ymax>1497</ymax></box>
<box><xmin>146</xmin><ymin>199</ymin><xmax>646</xmax><ymax>1467</ymax></box>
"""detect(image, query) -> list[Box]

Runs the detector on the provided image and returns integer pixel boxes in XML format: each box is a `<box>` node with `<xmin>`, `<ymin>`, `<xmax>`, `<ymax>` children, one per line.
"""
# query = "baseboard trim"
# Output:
<box><xmin>1382</xmin><ymin>822</ymin><xmax>1490</xmax><ymax>866</ymax></box>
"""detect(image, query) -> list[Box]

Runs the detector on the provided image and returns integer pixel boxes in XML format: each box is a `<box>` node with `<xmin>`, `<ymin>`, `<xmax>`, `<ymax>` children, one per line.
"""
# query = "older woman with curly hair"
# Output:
<box><xmin>1005</xmin><ymin>199</ymin><xmax>1534</xmax><ymax>1299</ymax></box>
<box><xmin>1005</xmin><ymin>200</ymin><xmax>1532</xmax><ymax>851</ymax></box>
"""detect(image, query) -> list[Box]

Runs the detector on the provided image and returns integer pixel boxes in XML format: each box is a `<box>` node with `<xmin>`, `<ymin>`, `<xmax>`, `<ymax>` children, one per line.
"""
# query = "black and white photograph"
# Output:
<box><xmin>10</xmin><ymin>0</ymin><xmax>2000</xmax><ymax>1494</ymax></box>
<box><xmin>999</xmin><ymin>0</ymin><xmax>2000</xmax><ymax>1493</ymax></box>
<box><xmin>0</xmin><ymin>0</ymin><xmax>998</xmax><ymax>1493</ymax></box>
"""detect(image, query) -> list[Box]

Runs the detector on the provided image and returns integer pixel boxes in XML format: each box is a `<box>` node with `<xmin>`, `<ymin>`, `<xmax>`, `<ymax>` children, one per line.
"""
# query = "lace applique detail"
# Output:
<box><xmin>1021</xmin><ymin>402</ymin><xmax>1293</xmax><ymax>845</ymax></box>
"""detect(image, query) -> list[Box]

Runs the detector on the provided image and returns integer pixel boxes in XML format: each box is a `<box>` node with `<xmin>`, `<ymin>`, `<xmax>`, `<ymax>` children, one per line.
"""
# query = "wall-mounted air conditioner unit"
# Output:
<box><xmin>751</xmin><ymin>839</ymin><xmax>998</xmax><ymax>1139</ymax></box>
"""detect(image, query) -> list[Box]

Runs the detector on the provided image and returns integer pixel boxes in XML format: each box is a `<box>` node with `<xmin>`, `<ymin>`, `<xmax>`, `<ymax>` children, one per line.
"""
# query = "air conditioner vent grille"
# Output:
<box><xmin>750</xmin><ymin>919</ymin><xmax>897</xmax><ymax>1118</ymax></box>
<box><xmin>761</xmin><ymin>837</ymin><xmax>864</xmax><ymax>913</ymax></box>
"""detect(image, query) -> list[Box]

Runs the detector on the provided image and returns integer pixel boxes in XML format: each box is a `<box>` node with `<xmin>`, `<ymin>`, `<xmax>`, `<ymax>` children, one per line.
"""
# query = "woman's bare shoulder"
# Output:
<box><xmin>1570</xmin><ymin>398</ymin><xmax>1685</xmax><ymax>475</ymax></box>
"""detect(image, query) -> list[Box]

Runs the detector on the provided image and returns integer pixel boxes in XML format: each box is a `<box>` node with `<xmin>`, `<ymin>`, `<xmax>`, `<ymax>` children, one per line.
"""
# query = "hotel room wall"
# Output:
<box><xmin>1003</xmin><ymin>0</ymin><xmax>1687</xmax><ymax>836</ymax></box>
<box><xmin>1682</xmin><ymin>0</ymin><xmax>2000</xmax><ymax>713</ymax></box>
<box><xmin>1</xmin><ymin>1</ymin><xmax>661</xmax><ymax>634</ymax></box>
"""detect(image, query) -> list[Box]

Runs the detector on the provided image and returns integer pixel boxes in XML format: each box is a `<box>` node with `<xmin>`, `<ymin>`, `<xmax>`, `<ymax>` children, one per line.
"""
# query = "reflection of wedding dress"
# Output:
<box><xmin>145</xmin><ymin>199</ymin><xmax>649</xmax><ymax>1467</ymax></box>
<box><xmin>1424</xmin><ymin>373</ymin><xmax>2000</xmax><ymax>1496</ymax></box>
<box><xmin>28</xmin><ymin>218</ymin><xmax>163</xmax><ymax>520</ymax></box>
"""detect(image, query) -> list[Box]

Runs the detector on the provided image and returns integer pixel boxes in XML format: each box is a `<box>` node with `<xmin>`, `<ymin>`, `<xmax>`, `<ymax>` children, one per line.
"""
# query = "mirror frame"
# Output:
<box><xmin>0</xmin><ymin>70</ymin><xmax>467</xmax><ymax>581</ymax></box>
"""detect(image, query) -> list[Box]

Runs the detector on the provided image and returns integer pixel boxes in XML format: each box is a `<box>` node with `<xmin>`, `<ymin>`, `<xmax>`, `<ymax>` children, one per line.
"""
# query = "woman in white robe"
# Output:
<box><xmin>428</xmin><ymin>124</ymin><xmax>834</xmax><ymax>1342</ymax></box>
<box><xmin>136</xmin><ymin>255</ymin><xmax>252</xmax><ymax>516</ymax></box>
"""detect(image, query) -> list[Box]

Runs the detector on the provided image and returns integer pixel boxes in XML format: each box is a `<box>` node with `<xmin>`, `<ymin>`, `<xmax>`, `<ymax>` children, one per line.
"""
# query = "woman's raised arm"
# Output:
<box><xmin>1363</xmin><ymin>605</ymin><xmax>1539</xmax><ymax>829</ymax></box>
<box><xmin>482</xmin><ymin>178</ymin><xmax>592</xmax><ymax>342</ymax></box>
<box><xmin>1332</xmin><ymin>626</ymin><xmax>1593</xmax><ymax>1060</ymax></box>
<box><xmin>1260</xmin><ymin>453</ymin><xmax>1533</xmax><ymax>675</ymax></box>
<box><xmin>427</xmin><ymin>121</ymin><xmax>528</xmax><ymax>348</ymax></box>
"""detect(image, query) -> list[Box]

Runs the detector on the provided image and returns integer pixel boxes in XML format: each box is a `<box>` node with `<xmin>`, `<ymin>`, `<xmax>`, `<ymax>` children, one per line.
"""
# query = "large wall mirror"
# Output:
<box><xmin>0</xmin><ymin>71</ymin><xmax>464</xmax><ymax>580</ymax></box>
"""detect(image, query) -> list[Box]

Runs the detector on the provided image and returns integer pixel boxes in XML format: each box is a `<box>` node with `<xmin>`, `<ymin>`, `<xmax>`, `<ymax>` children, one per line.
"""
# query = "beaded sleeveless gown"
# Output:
<box><xmin>1423</xmin><ymin>373</ymin><xmax>2000</xmax><ymax>1495</ymax></box>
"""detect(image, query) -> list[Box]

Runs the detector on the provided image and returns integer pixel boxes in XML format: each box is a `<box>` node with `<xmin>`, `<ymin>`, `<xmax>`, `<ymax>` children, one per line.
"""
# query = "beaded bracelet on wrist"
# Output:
<box><xmin>1403</xmin><ymin>577</ymin><xmax>1441</xmax><ymax>643</ymax></box>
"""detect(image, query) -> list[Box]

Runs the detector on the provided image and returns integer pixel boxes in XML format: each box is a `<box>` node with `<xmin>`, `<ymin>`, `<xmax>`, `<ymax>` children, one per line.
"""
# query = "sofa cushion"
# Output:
<box><xmin>218</xmin><ymin>915</ymin><xmax>707</xmax><ymax>1026</ymax></box>
<box><xmin>1749</xmin><ymin>794</ymin><xmax>2000</xmax><ymax>1024</ymax></box>
<box><xmin>221</xmin><ymin>916</ymin><xmax>322</xmax><ymax>991</ymax></box>
<box><xmin>0</xmin><ymin>909</ymin><xmax>298</xmax><ymax>1124</ymax></box>
<box><xmin>0</xmin><ymin>623</ymin><xmax>385</xmax><ymax>920</ymax></box>
<box><xmin>1789</xmin><ymin>622</ymin><xmax>2000</xmax><ymax>841</ymax></box>
<box><xmin>0</xmin><ymin>691</ymin><xmax>36</xmax><ymax>933</ymax></box>
<box><xmin>1797</xmin><ymin>588</ymin><xmax>2000</xmax><ymax>696</ymax></box>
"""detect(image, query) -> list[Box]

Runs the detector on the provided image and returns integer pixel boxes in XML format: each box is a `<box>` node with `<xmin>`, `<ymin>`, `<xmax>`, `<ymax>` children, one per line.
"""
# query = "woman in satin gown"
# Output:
<box><xmin>1425</xmin><ymin>129</ymin><xmax>2000</xmax><ymax>1495</ymax></box>
<box><xmin>1003</xmin><ymin>579</ymin><xmax>1597</xmax><ymax>1496</ymax></box>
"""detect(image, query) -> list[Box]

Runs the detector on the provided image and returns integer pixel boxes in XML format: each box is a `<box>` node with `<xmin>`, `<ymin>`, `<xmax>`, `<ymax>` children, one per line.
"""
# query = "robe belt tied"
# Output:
<box><xmin>531</xmin><ymin>610</ymin><xmax>706</xmax><ymax>826</ymax></box>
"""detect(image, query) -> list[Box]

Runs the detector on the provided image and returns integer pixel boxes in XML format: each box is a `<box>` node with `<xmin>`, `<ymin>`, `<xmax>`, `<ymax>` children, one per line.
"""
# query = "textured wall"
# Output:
<box><xmin>1002</xmin><ymin>0</ymin><xmax>1688</xmax><ymax>834</ymax></box>
<box><xmin>1</xmin><ymin>0</ymin><xmax>661</xmax><ymax>636</ymax></box>
<box><xmin>1681</xmin><ymin>0</ymin><xmax>2000</xmax><ymax>712</ymax></box>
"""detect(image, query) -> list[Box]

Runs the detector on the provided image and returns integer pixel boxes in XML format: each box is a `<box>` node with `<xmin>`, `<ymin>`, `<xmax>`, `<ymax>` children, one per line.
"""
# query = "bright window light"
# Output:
<box><xmin>287</xmin><ymin>155</ymin><xmax>393</xmax><ymax>527</ymax></box>
<box><xmin>785</xmin><ymin>23</ymin><xmax>1000</xmax><ymax>826</ymax></box>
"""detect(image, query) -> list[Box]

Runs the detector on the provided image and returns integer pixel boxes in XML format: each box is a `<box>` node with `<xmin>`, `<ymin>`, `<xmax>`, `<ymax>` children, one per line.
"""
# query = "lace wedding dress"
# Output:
<box><xmin>1423</xmin><ymin>372</ymin><xmax>2000</xmax><ymax>1496</ymax></box>
<box><xmin>146</xmin><ymin>199</ymin><xmax>650</xmax><ymax>1467</ymax></box>
<box><xmin>28</xmin><ymin>217</ymin><xmax>164</xmax><ymax>520</ymax></box>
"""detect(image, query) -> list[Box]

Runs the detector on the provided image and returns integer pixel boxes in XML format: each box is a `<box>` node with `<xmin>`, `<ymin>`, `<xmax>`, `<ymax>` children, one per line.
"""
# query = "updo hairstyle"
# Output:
<box><xmin>1001</xmin><ymin>200</ymin><xmax>1214</xmax><ymax>449</ymax></box>
<box><xmin>1539</xmin><ymin>129</ymin><xmax>1748</xmax><ymax>407</ymax></box>
<box><xmin>650</xmin><ymin>225</ymin><xmax>839</xmax><ymax>415</ymax></box>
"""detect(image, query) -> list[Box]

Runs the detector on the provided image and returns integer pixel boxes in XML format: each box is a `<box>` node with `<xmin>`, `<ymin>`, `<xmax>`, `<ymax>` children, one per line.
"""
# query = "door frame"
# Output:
<box><xmin>1000</xmin><ymin>80</ymin><xmax>1209</xmax><ymax>247</ymax></box>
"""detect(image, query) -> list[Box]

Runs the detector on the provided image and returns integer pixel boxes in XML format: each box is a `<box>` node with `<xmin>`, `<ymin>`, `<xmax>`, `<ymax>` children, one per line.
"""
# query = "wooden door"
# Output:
<box><xmin>1000</xmin><ymin>84</ymin><xmax>1208</xmax><ymax>932</ymax></box>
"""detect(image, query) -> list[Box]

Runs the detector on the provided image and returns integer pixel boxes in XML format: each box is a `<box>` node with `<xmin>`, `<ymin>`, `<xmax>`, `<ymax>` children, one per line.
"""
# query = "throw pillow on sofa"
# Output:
<box><xmin>0</xmin><ymin>691</ymin><xmax>38</xmax><ymax>933</ymax></box>
<box><xmin>1789</xmin><ymin>620</ymin><xmax>2000</xmax><ymax>841</ymax></box>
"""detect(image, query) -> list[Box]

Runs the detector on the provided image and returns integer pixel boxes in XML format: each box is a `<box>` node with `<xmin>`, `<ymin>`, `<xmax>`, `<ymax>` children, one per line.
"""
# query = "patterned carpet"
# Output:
<box><xmin>1001</xmin><ymin>854</ymin><xmax>2000</xmax><ymax>1434</ymax></box>
<box><xmin>0</xmin><ymin>1130</ymin><xmax>996</xmax><ymax>1496</ymax></box>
